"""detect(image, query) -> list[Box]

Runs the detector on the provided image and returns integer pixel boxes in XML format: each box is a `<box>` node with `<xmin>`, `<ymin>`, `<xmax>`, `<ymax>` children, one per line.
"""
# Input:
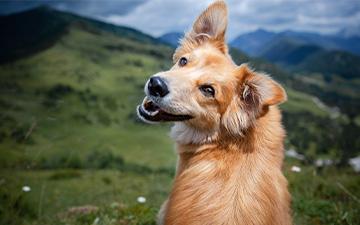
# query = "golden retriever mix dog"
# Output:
<box><xmin>137</xmin><ymin>1</ymin><xmax>292</xmax><ymax>224</ymax></box>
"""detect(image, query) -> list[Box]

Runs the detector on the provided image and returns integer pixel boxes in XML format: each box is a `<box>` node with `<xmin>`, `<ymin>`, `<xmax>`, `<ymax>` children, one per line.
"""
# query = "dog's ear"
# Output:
<box><xmin>222</xmin><ymin>65</ymin><xmax>287</xmax><ymax>135</ymax></box>
<box><xmin>190</xmin><ymin>0</ymin><xmax>228</xmax><ymax>42</ymax></box>
<box><xmin>239</xmin><ymin>65</ymin><xmax>287</xmax><ymax>108</ymax></box>
<box><xmin>174</xmin><ymin>1</ymin><xmax>228</xmax><ymax>61</ymax></box>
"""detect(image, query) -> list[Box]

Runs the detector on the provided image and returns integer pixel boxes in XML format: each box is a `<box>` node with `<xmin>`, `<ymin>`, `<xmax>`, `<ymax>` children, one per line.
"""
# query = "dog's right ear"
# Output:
<box><xmin>190</xmin><ymin>0</ymin><xmax>228</xmax><ymax>43</ymax></box>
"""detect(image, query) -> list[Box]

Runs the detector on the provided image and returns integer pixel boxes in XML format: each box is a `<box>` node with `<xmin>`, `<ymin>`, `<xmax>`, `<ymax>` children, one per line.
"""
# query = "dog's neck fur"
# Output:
<box><xmin>161</xmin><ymin>106</ymin><xmax>291</xmax><ymax>225</ymax></box>
<box><xmin>170</xmin><ymin>122</ymin><xmax>220</xmax><ymax>146</ymax></box>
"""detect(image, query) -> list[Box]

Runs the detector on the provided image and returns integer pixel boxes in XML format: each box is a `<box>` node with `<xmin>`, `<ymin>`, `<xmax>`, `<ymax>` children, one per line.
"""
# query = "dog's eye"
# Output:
<box><xmin>179</xmin><ymin>57</ymin><xmax>188</xmax><ymax>67</ymax></box>
<box><xmin>199</xmin><ymin>85</ymin><xmax>215</xmax><ymax>97</ymax></box>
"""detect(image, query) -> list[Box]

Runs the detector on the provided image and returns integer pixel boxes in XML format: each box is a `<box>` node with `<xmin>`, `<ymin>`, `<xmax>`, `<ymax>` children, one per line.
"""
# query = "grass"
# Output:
<box><xmin>0</xmin><ymin>27</ymin><xmax>174</xmax><ymax>169</ymax></box>
<box><xmin>285</xmin><ymin>163</ymin><xmax>360</xmax><ymax>225</ymax></box>
<box><xmin>0</xmin><ymin>169</ymin><xmax>171</xmax><ymax>219</ymax></box>
<box><xmin>281</xmin><ymin>88</ymin><xmax>329</xmax><ymax>117</ymax></box>
<box><xmin>1</xmin><ymin>163</ymin><xmax>359</xmax><ymax>225</ymax></box>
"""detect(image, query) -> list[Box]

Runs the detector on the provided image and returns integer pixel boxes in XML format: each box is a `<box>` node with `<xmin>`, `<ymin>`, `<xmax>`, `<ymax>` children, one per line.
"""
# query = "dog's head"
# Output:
<box><xmin>137</xmin><ymin>1</ymin><xmax>286</xmax><ymax>143</ymax></box>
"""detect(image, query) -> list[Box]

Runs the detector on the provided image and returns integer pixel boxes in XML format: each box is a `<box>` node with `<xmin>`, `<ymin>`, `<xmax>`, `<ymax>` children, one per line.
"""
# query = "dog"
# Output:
<box><xmin>137</xmin><ymin>1</ymin><xmax>292</xmax><ymax>224</ymax></box>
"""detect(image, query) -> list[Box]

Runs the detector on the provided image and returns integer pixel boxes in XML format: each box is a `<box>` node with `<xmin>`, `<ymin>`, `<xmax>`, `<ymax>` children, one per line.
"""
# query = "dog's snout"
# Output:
<box><xmin>148</xmin><ymin>77</ymin><xmax>169</xmax><ymax>97</ymax></box>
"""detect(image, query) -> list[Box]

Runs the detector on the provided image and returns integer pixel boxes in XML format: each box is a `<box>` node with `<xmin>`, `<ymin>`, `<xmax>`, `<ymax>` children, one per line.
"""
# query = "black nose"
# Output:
<box><xmin>148</xmin><ymin>77</ymin><xmax>169</xmax><ymax>97</ymax></box>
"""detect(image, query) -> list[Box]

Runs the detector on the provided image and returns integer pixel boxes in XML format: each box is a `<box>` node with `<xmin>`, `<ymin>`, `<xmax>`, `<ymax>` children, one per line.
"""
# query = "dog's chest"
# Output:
<box><xmin>165</xmin><ymin>153</ymin><xmax>288</xmax><ymax>225</ymax></box>
<box><xmin>166</xmin><ymin>159</ymin><xmax>243</xmax><ymax>223</ymax></box>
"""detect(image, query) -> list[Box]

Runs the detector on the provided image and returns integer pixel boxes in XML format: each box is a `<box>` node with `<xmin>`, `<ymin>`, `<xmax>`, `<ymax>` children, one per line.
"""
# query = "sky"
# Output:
<box><xmin>1</xmin><ymin>0</ymin><xmax>360</xmax><ymax>39</ymax></box>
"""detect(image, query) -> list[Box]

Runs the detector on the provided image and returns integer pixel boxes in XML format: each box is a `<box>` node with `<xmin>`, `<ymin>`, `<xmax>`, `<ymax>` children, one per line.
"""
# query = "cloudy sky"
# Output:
<box><xmin>1</xmin><ymin>0</ymin><xmax>360</xmax><ymax>39</ymax></box>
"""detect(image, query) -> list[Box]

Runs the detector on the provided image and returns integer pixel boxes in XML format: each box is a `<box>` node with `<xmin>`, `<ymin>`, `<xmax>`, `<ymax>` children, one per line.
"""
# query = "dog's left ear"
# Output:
<box><xmin>240</xmin><ymin>66</ymin><xmax>287</xmax><ymax>108</ymax></box>
<box><xmin>189</xmin><ymin>1</ymin><xmax>228</xmax><ymax>50</ymax></box>
<box><xmin>222</xmin><ymin>65</ymin><xmax>287</xmax><ymax>135</ymax></box>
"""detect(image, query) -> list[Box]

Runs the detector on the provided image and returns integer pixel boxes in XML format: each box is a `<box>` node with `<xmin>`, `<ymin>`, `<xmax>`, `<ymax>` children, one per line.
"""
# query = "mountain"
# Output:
<box><xmin>158</xmin><ymin>32</ymin><xmax>183</xmax><ymax>47</ymax></box>
<box><xmin>0</xmin><ymin>6</ymin><xmax>161</xmax><ymax>63</ymax></box>
<box><xmin>278</xmin><ymin>30</ymin><xmax>360</xmax><ymax>56</ymax></box>
<box><xmin>259</xmin><ymin>37</ymin><xmax>323</xmax><ymax>66</ymax></box>
<box><xmin>231</xmin><ymin>29</ymin><xmax>360</xmax><ymax>81</ymax></box>
<box><xmin>231</xmin><ymin>29</ymin><xmax>360</xmax><ymax>56</ymax></box>
<box><xmin>230</xmin><ymin>29</ymin><xmax>276</xmax><ymax>56</ymax></box>
<box><xmin>297</xmin><ymin>50</ymin><xmax>360</xmax><ymax>80</ymax></box>
<box><xmin>257</xmin><ymin>37</ymin><xmax>360</xmax><ymax>80</ymax></box>
<box><xmin>0</xmin><ymin>7</ymin><xmax>175</xmax><ymax>223</ymax></box>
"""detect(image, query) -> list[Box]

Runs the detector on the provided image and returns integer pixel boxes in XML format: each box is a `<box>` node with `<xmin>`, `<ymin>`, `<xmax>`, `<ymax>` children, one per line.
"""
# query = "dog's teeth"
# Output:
<box><xmin>149</xmin><ymin>109</ymin><xmax>160</xmax><ymax>116</ymax></box>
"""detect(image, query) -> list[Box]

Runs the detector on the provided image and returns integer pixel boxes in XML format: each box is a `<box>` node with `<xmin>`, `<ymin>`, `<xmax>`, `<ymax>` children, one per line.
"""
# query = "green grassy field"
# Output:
<box><xmin>1</xmin><ymin>9</ymin><xmax>359</xmax><ymax>225</ymax></box>
<box><xmin>1</xmin><ymin>164</ymin><xmax>359</xmax><ymax>225</ymax></box>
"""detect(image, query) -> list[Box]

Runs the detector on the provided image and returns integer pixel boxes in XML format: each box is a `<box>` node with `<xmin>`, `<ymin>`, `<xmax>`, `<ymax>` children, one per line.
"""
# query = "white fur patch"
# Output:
<box><xmin>170</xmin><ymin>122</ymin><xmax>219</xmax><ymax>145</ymax></box>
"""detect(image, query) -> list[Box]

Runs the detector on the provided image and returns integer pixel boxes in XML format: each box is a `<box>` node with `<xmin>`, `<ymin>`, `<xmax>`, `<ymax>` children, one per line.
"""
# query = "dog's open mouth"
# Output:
<box><xmin>137</xmin><ymin>97</ymin><xmax>192</xmax><ymax>122</ymax></box>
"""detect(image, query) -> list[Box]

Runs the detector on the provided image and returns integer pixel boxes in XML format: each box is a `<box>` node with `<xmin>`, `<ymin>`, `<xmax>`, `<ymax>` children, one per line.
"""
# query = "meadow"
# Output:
<box><xmin>0</xmin><ymin>7</ymin><xmax>359</xmax><ymax>225</ymax></box>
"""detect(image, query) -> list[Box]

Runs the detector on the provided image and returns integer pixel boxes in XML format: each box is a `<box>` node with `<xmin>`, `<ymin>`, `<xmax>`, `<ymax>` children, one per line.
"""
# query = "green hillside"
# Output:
<box><xmin>297</xmin><ymin>50</ymin><xmax>360</xmax><ymax>80</ymax></box>
<box><xmin>0</xmin><ymin>7</ymin><xmax>359</xmax><ymax>225</ymax></box>
<box><xmin>0</xmin><ymin>6</ymin><xmax>160</xmax><ymax>63</ymax></box>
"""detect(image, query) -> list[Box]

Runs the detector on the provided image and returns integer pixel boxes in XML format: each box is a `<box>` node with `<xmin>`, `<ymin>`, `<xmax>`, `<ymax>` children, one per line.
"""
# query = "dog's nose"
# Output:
<box><xmin>148</xmin><ymin>77</ymin><xmax>169</xmax><ymax>97</ymax></box>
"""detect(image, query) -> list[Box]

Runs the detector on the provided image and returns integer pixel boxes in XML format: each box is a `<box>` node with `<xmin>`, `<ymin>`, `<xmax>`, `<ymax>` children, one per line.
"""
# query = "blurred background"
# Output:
<box><xmin>0</xmin><ymin>0</ymin><xmax>359</xmax><ymax>224</ymax></box>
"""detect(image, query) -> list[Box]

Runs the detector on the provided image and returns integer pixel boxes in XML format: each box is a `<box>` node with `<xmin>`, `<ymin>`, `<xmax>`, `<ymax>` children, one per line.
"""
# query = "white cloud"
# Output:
<box><xmin>101</xmin><ymin>0</ymin><xmax>360</xmax><ymax>39</ymax></box>
<box><xmin>0</xmin><ymin>0</ymin><xmax>145</xmax><ymax>16</ymax></box>
<box><xmin>102</xmin><ymin>0</ymin><xmax>213</xmax><ymax>37</ymax></box>
<box><xmin>2</xmin><ymin>0</ymin><xmax>358</xmax><ymax>38</ymax></box>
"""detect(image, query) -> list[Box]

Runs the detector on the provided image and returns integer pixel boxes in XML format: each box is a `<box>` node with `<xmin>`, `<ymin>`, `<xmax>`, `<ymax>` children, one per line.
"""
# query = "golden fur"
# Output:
<box><xmin>140</xmin><ymin>1</ymin><xmax>292</xmax><ymax>224</ymax></box>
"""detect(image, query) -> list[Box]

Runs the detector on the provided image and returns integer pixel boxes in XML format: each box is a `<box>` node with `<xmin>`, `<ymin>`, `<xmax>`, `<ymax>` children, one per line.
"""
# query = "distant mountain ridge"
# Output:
<box><xmin>229</xmin><ymin>29</ymin><xmax>360</xmax><ymax>79</ymax></box>
<box><xmin>230</xmin><ymin>29</ymin><xmax>360</xmax><ymax>56</ymax></box>
<box><xmin>158</xmin><ymin>32</ymin><xmax>183</xmax><ymax>47</ymax></box>
<box><xmin>230</xmin><ymin>29</ymin><xmax>276</xmax><ymax>56</ymax></box>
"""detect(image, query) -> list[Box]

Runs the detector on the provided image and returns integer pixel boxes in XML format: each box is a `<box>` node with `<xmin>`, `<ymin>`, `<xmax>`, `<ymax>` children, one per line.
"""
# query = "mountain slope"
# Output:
<box><xmin>0</xmin><ymin>6</ymin><xmax>161</xmax><ymax>63</ymax></box>
<box><xmin>257</xmin><ymin>36</ymin><xmax>360</xmax><ymax>80</ymax></box>
<box><xmin>0</xmin><ymin>11</ymin><xmax>178</xmax><ymax>223</ymax></box>
<box><xmin>297</xmin><ymin>50</ymin><xmax>360</xmax><ymax>79</ymax></box>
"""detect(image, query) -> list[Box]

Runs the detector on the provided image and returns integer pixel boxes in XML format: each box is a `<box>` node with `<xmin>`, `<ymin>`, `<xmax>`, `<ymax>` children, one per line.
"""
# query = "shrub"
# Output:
<box><xmin>42</xmin><ymin>84</ymin><xmax>74</xmax><ymax>108</ymax></box>
<box><xmin>48</xmin><ymin>170</ymin><xmax>82</xmax><ymax>180</ymax></box>
<box><xmin>103</xmin><ymin>96</ymin><xmax>118</xmax><ymax>111</ymax></box>
<box><xmin>10</xmin><ymin>125</ymin><xmax>34</xmax><ymax>144</ymax></box>
<box><xmin>38</xmin><ymin>153</ymin><xmax>83</xmax><ymax>169</ymax></box>
<box><xmin>85</xmin><ymin>150</ymin><xmax>124</xmax><ymax>169</ymax></box>
<box><xmin>46</xmin><ymin>84</ymin><xmax>74</xmax><ymax>99</ymax></box>
<box><xmin>95</xmin><ymin>111</ymin><xmax>112</xmax><ymax>126</ymax></box>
